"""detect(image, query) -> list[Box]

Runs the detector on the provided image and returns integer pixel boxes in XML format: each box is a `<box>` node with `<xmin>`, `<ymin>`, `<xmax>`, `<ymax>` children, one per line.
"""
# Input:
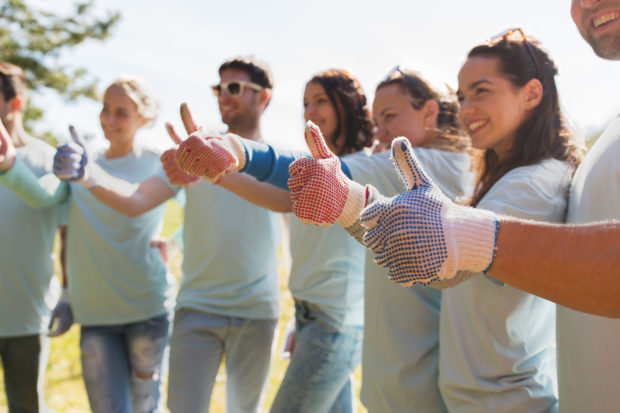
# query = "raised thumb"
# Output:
<box><xmin>304</xmin><ymin>120</ymin><xmax>334</xmax><ymax>159</ymax></box>
<box><xmin>68</xmin><ymin>125</ymin><xmax>86</xmax><ymax>148</ymax></box>
<box><xmin>391</xmin><ymin>137</ymin><xmax>431</xmax><ymax>191</ymax></box>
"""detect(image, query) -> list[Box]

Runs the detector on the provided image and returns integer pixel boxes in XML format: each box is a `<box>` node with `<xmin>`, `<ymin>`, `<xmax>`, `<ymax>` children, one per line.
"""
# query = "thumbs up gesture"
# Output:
<box><xmin>288</xmin><ymin>121</ymin><xmax>367</xmax><ymax>227</ymax></box>
<box><xmin>174</xmin><ymin>104</ymin><xmax>246</xmax><ymax>182</ymax></box>
<box><xmin>53</xmin><ymin>126</ymin><xmax>98</xmax><ymax>189</ymax></box>
<box><xmin>160</xmin><ymin>103</ymin><xmax>200</xmax><ymax>187</ymax></box>
<box><xmin>0</xmin><ymin>118</ymin><xmax>16</xmax><ymax>171</ymax></box>
<box><xmin>360</xmin><ymin>137</ymin><xmax>498</xmax><ymax>285</ymax></box>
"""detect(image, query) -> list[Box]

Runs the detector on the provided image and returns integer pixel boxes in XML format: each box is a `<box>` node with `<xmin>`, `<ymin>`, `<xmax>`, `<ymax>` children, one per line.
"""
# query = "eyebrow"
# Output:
<box><xmin>379</xmin><ymin>105</ymin><xmax>396</xmax><ymax>117</ymax></box>
<box><xmin>465</xmin><ymin>79</ymin><xmax>493</xmax><ymax>91</ymax></box>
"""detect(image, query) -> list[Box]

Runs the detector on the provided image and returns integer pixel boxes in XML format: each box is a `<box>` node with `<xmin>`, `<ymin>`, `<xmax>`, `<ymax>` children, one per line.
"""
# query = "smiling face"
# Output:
<box><xmin>217</xmin><ymin>68</ymin><xmax>263</xmax><ymax>132</ymax></box>
<box><xmin>303</xmin><ymin>81</ymin><xmax>340</xmax><ymax>150</ymax></box>
<box><xmin>99</xmin><ymin>85</ymin><xmax>148</xmax><ymax>146</ymax></box>
<box><xmin>572</xmin><ymin>0</ymin><xmax>620</xmax><ymax>60</ymax></box>
<box><xmin>457</xmin><ymin>56</ymin><xmax>530</xmax><ymax>157</ymax></box>
<box><xmin>372</xmin><ymin>83</ymin><xmax>432</xmax><ymax>148</ymax></box>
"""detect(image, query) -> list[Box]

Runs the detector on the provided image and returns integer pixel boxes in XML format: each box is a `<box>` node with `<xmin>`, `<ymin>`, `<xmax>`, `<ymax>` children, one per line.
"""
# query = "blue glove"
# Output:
<box><xmin>47</xmin><ymin>288</ymin><xmax>74</xmax><ymax>337</ymax></box>
<box><xmin>54</xmin><ymin>125</ymin><xmax>97</xmax><ymax>188</ymax></box>
<box><xmin>360</xmin><ymin>137</ymin><xmax>498</xmax><ymax>286</ymax></box>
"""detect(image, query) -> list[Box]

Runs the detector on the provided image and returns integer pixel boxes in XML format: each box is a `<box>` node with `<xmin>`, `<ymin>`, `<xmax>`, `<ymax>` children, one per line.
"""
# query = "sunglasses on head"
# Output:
<box><xmin>487</xmin><ymin>27</ymin><xmax>540</xmax><ymax>79</ymax></box>
<box><xmin>211</xmin><ymin>80</ymin><xmax>264</xmax><ymax>97</ymax></box>
<box><xmin>384</xmin><ymin>65</ymin><xmax>431</xmax><ymax>100</ymax></box>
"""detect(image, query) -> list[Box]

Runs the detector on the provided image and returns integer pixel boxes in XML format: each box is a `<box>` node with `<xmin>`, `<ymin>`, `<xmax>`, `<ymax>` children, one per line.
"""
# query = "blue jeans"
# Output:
<box><xmin>167</xmin><ymin>308</ymin><xmax>278</xmax><ymax>413</ymax></box>
<box><xmin>0</xmin><ymin>335</ymin><xmax>50</xmax><ymax>413</ymax></box>
<box><xmin>270</xmin><ymin>301</ymin><xmax>363</xmax><ymax>413</ymax></box>
<box><xmin>80</xmin><ymin>313</ymin><xmax>170</xmax><ymax>413</ymax></box>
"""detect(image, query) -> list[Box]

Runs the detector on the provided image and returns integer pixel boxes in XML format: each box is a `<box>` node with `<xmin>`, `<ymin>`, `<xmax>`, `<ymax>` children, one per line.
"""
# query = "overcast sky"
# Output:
<box><xmin>32</xmin><ymin>0</ymin><xmax>619</xmax><ymax>151</ymax></box>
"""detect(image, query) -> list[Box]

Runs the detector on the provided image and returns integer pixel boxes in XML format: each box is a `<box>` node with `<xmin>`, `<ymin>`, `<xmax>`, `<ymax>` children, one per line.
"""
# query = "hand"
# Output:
<box><xmin>47</xmin><ymin>288</ymin><xmax>74</xmax><ymax>337</ymax></box>
<box><xmin>174</xmin><ymin>103</ymin><xmax>246</xmax><ymax>182</ymax></box>
<box><xmin>0</xmin><ymin>119</ymin><xmax>16</xmax><ymax>171</ymax></box>
<box><xmin>160</xmin><ymin>116</ymin><xmax>200</xmax><ymax>187</ymax></box>
<box><xmin>53</xmin><ymin>126</ymin><xmax>97</xmax><ymax>188</ymax></box>
<box><xmin>150</xmin><ymin>237</ymin><xmax>181</xmax><ymax>263</ymax></box>
<box><xmin>360</xmin><ymin>137</ymin><xmax>498</xmax><ymax>285</ymax></box>
<box><xmin>288</xmin><ymin>121</ymin><xmax>366</xmax><ymax>227</ymax></box>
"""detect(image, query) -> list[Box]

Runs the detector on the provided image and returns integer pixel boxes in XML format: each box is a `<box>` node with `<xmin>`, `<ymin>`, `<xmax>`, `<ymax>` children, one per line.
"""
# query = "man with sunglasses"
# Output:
<box><xmin>167</xmin><ymin>55</ymin><xmax>282</xmax><ymax>413</ymax></box>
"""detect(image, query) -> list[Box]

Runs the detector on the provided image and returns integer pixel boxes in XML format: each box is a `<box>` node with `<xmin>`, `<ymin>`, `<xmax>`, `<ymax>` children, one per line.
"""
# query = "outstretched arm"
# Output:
<box><xmin>489</xmin><ymin>219</ymin><xmax>620</xmax><ymax>317</ymax></box>
<box><xmin>218</xmin><ymin>173</ymin><xmax>292</xmax><ymax>213</ymax></box>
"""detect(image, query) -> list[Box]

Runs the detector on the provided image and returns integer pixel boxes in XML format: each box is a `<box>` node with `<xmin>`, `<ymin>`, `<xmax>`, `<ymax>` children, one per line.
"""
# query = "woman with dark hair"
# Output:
<box><xmin>436</xmin><ymin>29</ymin><xmax>583</xmax><ymax>412</ymax></box>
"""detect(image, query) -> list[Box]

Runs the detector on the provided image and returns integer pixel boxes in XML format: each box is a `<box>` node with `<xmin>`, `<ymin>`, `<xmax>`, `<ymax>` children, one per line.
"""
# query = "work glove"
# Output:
<box><xmin>160</xmin><ymin>105</ymin><xmax>200</xmax><ymax>187</ymax></box>
<box><xmin>361</xmin><ymin>137</ymin><xmax>498</xmax><ymax>285</ymax></box>
<box><xmin>47</xmin><ymin>288</ymin><xmax>74</xmax><ymax>337</ymax></box>
<box><xmin>288</xmin><ymin>121</ymin><xmax>367</xmax><ymax>227</ymax></box>
<box><xmin>174</xmin><ymin>103</ymin><xmax>246</xmax><ymax>182</ymax></box>
<box><xmin>53</xmin><ymin>126</ymin><xmax>98</xmax><ymax>189</ymax></box>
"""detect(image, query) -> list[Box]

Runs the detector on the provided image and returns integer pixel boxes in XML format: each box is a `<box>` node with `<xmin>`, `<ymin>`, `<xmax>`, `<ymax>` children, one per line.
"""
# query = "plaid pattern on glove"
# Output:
<box><xmin>288</xmin><ymin>121</ymin><xmax>366</xmax><ymax>227</ymax></box>
<box><xmin>174</xmin><ymin>132</ymin><xmax>246</xmax><ymax>182</ymax></box>
<box><xmin>360</xmin><ymin>137</ymin><xmax>498</xmax><ymax>285</ymax></box>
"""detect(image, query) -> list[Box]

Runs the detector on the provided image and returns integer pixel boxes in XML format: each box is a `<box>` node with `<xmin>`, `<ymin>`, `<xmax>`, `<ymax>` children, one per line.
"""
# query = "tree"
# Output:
<box><xmin>0</xmin><ymin>0</ymin><xmax>120</xmax><ymax>142</ymax></box>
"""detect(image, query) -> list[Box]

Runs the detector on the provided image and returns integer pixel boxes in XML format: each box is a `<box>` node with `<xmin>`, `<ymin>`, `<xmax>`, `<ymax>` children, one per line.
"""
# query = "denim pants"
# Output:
<box><xmin>80</xmin><ymin>313</ymin><xmax>170</xmax><ymax>413</ymax></box>
<box><xmin>167</xmin><ymin>308</ymin><xmax>278</xmax><ymax>413</ymax></box>
<box><xmin>270</xmin><ymin>301</ymin><xmax>363</xmax><ymax>413</ymax></box>
<box><xmin>0</xmin><ymin>334</ymin><xmax>50</xmax><ymax>413</ymax></box>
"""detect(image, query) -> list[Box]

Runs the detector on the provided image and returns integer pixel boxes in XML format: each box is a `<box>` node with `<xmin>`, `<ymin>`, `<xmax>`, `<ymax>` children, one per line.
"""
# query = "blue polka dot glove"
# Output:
<box><xmin>54</xmin><ymin>126</ymin><xmax>98</xmax><ymax>189</ymax></box>
<box><xmin>360</xmin><ymin>137</ymin><xmax>498</xmax><ymax>286</ymax></box>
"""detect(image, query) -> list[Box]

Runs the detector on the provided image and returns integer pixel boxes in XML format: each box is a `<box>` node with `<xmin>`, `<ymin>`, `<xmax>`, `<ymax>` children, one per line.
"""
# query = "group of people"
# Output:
<box><xmin>0</xmin><ymin>1</ymin><xmax>618</xmax><ymax>412</ymax></box>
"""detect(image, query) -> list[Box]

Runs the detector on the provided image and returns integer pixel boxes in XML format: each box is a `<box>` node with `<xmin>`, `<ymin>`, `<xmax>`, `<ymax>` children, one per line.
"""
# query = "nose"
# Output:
<box><xmin>374</xmin><ymin>125</ymin><xmax>388</xmax><ymax>141</ymax></box>
<box><xmin>458</xmin><ymin>98</ymin><xmax>474</xmax><ymax>119</ymax></box>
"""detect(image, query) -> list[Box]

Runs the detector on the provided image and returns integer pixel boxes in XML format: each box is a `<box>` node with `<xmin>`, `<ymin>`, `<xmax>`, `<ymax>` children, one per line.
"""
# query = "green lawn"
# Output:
<box><xmin>0</xmin><ymin>200</ymin><xmax>365</xmax><ymax>412</ymax></box>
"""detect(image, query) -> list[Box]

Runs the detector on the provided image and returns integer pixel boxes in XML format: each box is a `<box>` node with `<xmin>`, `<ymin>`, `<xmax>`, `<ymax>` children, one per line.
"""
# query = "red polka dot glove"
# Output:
<box><xmin>174</xmin><ymin>131</ymin><xmax>246</xmax><ymax>183</ymax></box>
<box><xmin>161</xmin><ymin>122</ymin><xmax>200</xmax><ymax>187</ymax></box>
<box><xmin>360</xmin><ymin>137</ymin><xmax>498</xmax><ymax>285</ymax></box>
<box><xmin>288</xmin><ymin>121</ymin><xmax>367</xmax><ymax>227</ymax></box>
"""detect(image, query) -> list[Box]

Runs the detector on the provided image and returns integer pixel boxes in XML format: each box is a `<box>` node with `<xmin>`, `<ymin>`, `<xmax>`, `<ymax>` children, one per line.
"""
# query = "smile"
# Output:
<box><xmin>592</xmin><ymin>11</ymin><xmax>620</xmax><ymax>28</ymax></box>
<box><xmin>467</xmin><ymin>119</ymin><xmax>487</xmax><ymax>134</ymax></box>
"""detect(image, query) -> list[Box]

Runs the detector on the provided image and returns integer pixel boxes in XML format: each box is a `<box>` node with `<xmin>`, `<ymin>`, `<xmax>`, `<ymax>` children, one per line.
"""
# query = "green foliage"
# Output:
<box><xmin>0</xmin><ymin>0</ymin><xmax>120</xmax><ymax>142</ymax></box>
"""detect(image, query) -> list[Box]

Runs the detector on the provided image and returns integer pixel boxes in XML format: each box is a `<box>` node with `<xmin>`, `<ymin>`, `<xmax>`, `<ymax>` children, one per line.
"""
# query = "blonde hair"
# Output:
<box><xmin>105</xmin><ymin>76</ymin><xmax>159</xmax><ymax>124</ymax></box>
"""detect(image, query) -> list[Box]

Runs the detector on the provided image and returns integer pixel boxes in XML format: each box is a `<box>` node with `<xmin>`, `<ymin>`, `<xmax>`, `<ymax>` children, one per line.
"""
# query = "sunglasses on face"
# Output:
<box><xmin>211</xmin><ymin>80</ymin><xmax>264</xmax><ymax>97</ymax></box>
<box><xmin>487</xmin><ymin>27</ymin><xmax>541</xmax><ymax>79</ymax></box>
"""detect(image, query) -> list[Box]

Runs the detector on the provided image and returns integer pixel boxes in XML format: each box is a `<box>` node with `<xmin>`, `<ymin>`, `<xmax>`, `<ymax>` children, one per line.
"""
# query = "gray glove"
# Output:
<box><xmin>48</xmin><ymin>288</ymin><xmax>74</xmax><ymax>337</ymax></box>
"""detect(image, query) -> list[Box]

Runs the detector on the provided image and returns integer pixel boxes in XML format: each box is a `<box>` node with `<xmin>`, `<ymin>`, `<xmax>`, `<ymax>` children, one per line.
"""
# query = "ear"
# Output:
<box><xmin>422</xmin><ymin>99</ymin><xmax>439</xmax><ymax>129</ymax></box>
<box><xmin>258</xmin><ymin>88</ymin><xmax>272</xmax><ymax>108</ymax></box>
<box><xmin>521</xmin><ymin>78</ymin><xmax>543</xmax><ymax>111</ymax></box>
<box><xmin>11</xmin><ymin>96</ymin><xmax>23</xmax><ymax>112</ymax></box>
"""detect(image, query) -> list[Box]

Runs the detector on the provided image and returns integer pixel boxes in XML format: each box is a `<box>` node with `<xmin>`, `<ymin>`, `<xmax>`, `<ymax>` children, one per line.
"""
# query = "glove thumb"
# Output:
<box><xmin>304</xmin><ymin>120</ymin><xmax>334</xmax><ymax>159</ymax></box>
<box><xmin>391</xmin><ymin>137</ymin><xmax>431</xmax><ymax>191</ymax></box>
<box><xmin>180</xmin><ymin>102</ymin><xmax>199</xmax><ymax>135</ymax></box>
<box><xmin>69</xmin><ymin>125</ymin><xmax>86</xmax><ymax>149</ymax></box>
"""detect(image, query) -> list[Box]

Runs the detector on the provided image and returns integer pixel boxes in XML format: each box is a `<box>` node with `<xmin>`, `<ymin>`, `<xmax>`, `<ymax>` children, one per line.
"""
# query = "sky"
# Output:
<box><xmin>31</xmin><ymin>0</ymin><xmax>619</xmax><ymax>151</ymax></box>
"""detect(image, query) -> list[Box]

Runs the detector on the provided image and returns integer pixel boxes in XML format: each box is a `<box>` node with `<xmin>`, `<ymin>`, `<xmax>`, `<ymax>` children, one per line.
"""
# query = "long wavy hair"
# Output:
<box><xmin>307</xmin><ymin>69</ymin><xmax>374</xmax><ymax>156</ymax></box>
<box><xmin>466</xmin><ymin>33</ymin><xmax>584</xmax><ymax>206</ymax></box>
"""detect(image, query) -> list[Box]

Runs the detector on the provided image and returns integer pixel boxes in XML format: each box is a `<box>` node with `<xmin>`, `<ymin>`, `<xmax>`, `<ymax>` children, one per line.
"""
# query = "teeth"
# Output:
<box><xmin>593</xmin><ymin>11</ymin><xmax>620</xmax><ymax>28</ymax></box>
<box><xmin>468</xmin><ymin>120</ymin><xmax>486</xmax><ymax>131</ymax></box>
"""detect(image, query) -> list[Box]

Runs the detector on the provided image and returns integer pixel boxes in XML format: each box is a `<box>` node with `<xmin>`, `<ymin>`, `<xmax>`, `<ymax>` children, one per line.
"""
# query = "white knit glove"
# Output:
<box><xmin>288</xmin><ymin>121</ymin><xmax>367</xmax><ymax>227</ymax></box>
<box><xmin>360</xmin><ymin>137</ymin><xmax>498</xmax><ymax>285</ymax></box>
<box><xmin>53</xmin><ymin>126</ymin><xmax>98</xmax><ymax>189</ymax></box>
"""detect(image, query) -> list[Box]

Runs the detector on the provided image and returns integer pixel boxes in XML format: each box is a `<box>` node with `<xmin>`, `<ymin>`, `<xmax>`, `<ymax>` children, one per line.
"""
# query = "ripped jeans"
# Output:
<box><xmin>80</xmin><ymin>313</ymin><xmax>170</xmax><ymax>413</ymax></box>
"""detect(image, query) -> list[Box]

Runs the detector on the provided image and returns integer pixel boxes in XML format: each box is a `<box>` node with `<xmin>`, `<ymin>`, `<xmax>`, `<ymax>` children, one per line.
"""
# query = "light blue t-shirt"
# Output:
<box><xmin>0</xmin><ymin>137</ymin><xmax>66</xmax><ymax>336</ymax></box>
<box><xmin>557</xmin><ymin>115</ymin><xmax>620</xmax><ymax>413</ymax></box>
<box><xmin>344</xmin><ymin>148</ymin><xmax>472</xmax><ymax>413</ymax></box>
<box><xmin>176</xmin><ymin>180</ymin><xmax>281</xmax><ymax>320</ymax></box>
<box><xmin>439</xmin><ymin>158</ymin><xmax>573</xmax><ymax>413</ymax></box>
<box><xmin>289</xmin><ymin>214</ymin><xmax>365</xmax><ymax>328</ymax></box>
<box><xmin>67</xmin><ymin>143</ymin><xmax>177</xmax><ymax>325</ymax></box>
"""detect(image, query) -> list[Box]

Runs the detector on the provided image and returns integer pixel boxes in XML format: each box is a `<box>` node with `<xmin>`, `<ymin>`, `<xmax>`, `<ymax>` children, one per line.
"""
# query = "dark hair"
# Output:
<box><xmin>307</xmin><ymin>69</ymin><xmax>374</xmax><ymax>156</ymax></box>
<box><xmin>376</xmin><ymin>68</ymin><xmax>469</xmax><ymax>152</ymax></box>
<box><xmin>219</xmin><ymin>55</ymin><xmax>274</xmax><ymax>89</ymax></box>
<box><xmin>0</xmin><ymin>62</ymin><xmax>28</xmax><ymax>103</ymax></box>
<box><xmin>466</xmin><ymin>33</ymin><xmax>583</xmax><ymax>206</ymax></box>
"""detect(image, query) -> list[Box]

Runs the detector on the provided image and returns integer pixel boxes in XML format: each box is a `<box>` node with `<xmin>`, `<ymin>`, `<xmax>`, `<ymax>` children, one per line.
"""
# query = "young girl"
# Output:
<box><xmin>212</xmin><ymin>68</ymin><xmax>373</xmax><ymax>412</ymax></box>
<box><xmin>173</xmin><ymin>67</ymin><xmax>472</xmax><ymax>412</ymax></box>
<box><xmin>52</xmin><ymin>76</ymin><xmax>177</xmax><ymax>413</ymax></box>
<box><xmin>436</xmin><ymin>30</ymin><xmax>583</xmax><ymax>412</ymax></box>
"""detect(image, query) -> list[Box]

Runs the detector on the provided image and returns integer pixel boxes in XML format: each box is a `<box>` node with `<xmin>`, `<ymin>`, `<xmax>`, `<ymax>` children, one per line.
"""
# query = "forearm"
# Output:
<box><xmin>218</xmin><ymin>172</ymin><xmax>292</xmax><ymax>213</ymax></box>
<box><xmin>489</xmin><ymin>219</ymin><xmax>620</xmax><ymax>317</ymax></box>
<box><xmin>58</xmin><ymin>226</ymin><xmax>68</xmax><ymax>287</ymax></box>
<box><xmin>0</xmin><ymin>157</ymin><xmax>68</xmax><ymax>207</ymax></box>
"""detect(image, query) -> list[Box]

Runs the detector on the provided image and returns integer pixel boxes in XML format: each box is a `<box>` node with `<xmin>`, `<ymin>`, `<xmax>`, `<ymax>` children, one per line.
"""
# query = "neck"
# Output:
<box><xmin>105</xmin><ymin>140</ymin><xmax>134</xmax><ymax>158</ymax></box>
<box><xmin>228</xmin><ymin>121</ymin><xmax>262</xmax><ymax>141</ymax></box>
<box><xmin>4</xmin><ymin>116</ymin><xmax>27</xmax><ymax>147</ymax></box>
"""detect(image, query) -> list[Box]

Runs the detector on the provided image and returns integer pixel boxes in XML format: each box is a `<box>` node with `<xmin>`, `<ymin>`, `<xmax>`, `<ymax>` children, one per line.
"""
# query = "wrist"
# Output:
<box><xmin>337</xmin><ymin>180</ymin><xmax>367</xmax><ymax>228</ymax></box>
<box><xmin>444</xmin><ymin>206</ymin><xmax>498</xmax><ymax>276</ymax></box>
<box><xmin>226</xmin><ymin>133</ymin><xmax>247</xmax><ymax>171</ymax></box>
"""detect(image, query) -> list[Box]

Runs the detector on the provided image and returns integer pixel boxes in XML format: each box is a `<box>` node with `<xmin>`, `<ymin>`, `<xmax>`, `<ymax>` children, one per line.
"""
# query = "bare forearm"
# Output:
<box><xmin>218</xmin><ymin>172</ymin><xmax>292</xmax><ymax>213</ymax></box>
<box><xmin>489</xmin><ymin>219</ymin><xmax>620</xmax><ymax>317</ymax></box>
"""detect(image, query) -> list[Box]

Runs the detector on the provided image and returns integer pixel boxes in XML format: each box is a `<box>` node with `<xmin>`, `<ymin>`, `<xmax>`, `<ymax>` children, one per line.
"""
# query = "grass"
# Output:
<box><xmin>0</xmin><ymin>200</ymin><xmax>365</xmax><ymax>412</ymax></box>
